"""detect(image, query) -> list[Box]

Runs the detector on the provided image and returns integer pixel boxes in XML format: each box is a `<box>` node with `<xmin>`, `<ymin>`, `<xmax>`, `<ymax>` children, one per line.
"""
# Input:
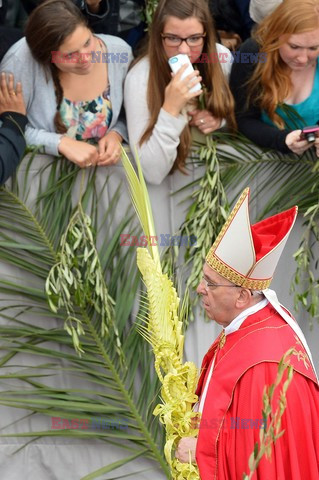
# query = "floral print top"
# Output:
<box><xmin>59</xmin><ymin>86</ymin><xmax>112</xmax><ymax>142</ymax></box>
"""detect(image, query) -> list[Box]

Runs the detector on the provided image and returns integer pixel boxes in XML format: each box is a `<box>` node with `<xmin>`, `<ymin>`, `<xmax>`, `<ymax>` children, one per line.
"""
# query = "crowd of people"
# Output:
<box><xmin>1</xmin><ymin>0</ymin><xmax>319</xmax><ymax>185</ymax></box>
<box><xmin>0</xmin><ymin>0</ymin><xmax>319</xmax><ymax>478</ymax></box>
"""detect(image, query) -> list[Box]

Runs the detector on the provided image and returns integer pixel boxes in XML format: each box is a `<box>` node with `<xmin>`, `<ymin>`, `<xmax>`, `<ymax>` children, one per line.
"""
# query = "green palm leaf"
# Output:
<box><xmin>0</xmin><ymin>155</ymin><xmax>168</xmax><ymax>479</ymax></box>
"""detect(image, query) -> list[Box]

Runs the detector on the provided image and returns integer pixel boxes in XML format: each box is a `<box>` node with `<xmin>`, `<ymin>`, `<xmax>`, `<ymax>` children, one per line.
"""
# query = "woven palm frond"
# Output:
<box><xmin>121</xmin><ymin>148</ymin><xmax>200</xmax><ymax>478</ymax></box>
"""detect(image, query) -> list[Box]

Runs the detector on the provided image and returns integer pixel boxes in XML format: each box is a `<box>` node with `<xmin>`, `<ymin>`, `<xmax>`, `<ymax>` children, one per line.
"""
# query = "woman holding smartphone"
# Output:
<box><xmin>124</xmin><ymin>0</ymin><xmax>235</xmax><ymax>185</ymax></box>
<box><xmin>230</xmin><ymin>0</ymin><xmax>319</xmax><ymax>156</ymax></box>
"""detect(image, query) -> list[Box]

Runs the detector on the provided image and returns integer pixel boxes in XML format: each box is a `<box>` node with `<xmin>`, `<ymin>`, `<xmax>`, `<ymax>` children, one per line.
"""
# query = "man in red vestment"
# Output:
<box><xmin>176</xmin><ymin>188</ymin><xmax>319</xmax><ymax>479</ymax></box>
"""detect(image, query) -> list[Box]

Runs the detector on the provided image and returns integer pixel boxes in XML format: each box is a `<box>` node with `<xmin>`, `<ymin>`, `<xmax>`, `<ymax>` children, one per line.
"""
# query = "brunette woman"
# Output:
<box><xmin>1</xmin><ymin>0</ymin><xmax>132</xmax><ymax>167</ymax></box>
<box><xmin>124</xmin><ymin>0</ymin><xmax>235</xmax><ymax>185</ymax></box>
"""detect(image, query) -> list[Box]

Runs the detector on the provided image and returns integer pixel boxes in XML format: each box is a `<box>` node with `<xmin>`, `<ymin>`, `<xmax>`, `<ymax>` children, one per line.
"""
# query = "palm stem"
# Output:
<box><xmin>82</xmin><ymin>309</ymin><xmax>170</xmax><ymax>477</ymax></box>
<box><xmin>3</xmin><ymin>188</ymin><xmax>57</xmax><ymax>262</ymax></box>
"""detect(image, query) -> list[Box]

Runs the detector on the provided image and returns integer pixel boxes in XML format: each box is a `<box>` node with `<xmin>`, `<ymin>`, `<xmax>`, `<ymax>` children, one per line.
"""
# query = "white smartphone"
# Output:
<box><xmin>168</xmin><ymin>54</ymin><xmax>201</xmax><ymax>93</ymax></box>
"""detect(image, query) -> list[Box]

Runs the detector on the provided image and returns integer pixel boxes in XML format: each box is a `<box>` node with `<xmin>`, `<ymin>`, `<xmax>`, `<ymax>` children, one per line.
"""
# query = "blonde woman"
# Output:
<box><xmin>230</xmin><ymin>0</ymin><xmax>319</xmax><ymax>155</ymax></box>
<box><xmin>124</xmin><ymin>0</ymin><xmax>235</xmax><ymax>185</ymax></box>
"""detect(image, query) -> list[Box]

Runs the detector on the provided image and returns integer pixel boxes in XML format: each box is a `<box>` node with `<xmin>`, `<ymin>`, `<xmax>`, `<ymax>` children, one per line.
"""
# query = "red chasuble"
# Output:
<box><xmin>195</xmin><ymin>303</ymin><xmax>319</xmax><ymax>479</ymax></box>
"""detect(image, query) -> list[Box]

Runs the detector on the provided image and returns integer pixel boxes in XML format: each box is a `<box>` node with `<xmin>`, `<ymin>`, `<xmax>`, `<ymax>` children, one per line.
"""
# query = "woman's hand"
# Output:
<box><xmin>0</xmin><ymin>72</ymin><xmax>26</xmax><ymax>116</ymax></box>
<box><xmin>175</xmin><ymin>437</ymin><xmax>197</xmax><ymax>463</ymax></box>
<box><xmin>163</xmin><ymin>64</ymin><xmax>202</xmax><ymax>117</ymax></box>
<box><xmin>188</xmin><ymin>108</ymin><xmax>222</xmax><ymax>135</ymax></box>
<box><xmin>285</xmin><ymin>130</ymin><xmax>314</xmax><ymax>155</ymax></box>
<box><xmin>97</xmin><ymin>131</ymin><xmax>122</xmax><ymax>166</ymax></box>
<box><xmin>58</xmin><ymin>136</ymin><xmax>99</xmax><ymax>168</ymax></box>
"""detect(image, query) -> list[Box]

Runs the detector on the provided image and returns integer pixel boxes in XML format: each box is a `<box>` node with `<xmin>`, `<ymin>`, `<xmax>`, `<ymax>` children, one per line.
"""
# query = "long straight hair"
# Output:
<box><xmin>248</xmin><ymin>0</ymin><xmax>319</xmax><ymax>128</ymax></box>
<box><xmin>25</xmin><ymin>0</ymin><xmax>88</xmax><ymax>133</ymax></box>
<box><xmin>139</xmin><ymin>0</ymin><xmax>236</xmax><ymax>173</ymax></box>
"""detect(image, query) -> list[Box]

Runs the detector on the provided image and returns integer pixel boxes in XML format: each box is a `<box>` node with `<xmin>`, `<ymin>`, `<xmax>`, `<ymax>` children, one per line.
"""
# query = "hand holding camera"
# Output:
<box><xmin>300</xmin><ymin>125</ymin><xmax>319</xmax><ymax>143</ymax></box>
<box><xmin>286</xmin><ymin>125</ymin><xmax>319</xmax><ymax>156</ymax></box>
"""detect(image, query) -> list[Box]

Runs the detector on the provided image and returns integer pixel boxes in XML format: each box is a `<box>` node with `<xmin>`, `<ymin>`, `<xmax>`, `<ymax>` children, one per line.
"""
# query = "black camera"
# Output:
<box><xmin>300</xmin><ymin>125</ymin><xmax>319</xmax><ymax>143</ymax></box>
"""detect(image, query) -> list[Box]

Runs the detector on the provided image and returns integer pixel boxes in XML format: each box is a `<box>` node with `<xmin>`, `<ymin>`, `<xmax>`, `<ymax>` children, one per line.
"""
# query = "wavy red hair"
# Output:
<box><xmin>249</xmin><ymin>0</ymin><xmax>319</xmax><ymax>128</ymax></box>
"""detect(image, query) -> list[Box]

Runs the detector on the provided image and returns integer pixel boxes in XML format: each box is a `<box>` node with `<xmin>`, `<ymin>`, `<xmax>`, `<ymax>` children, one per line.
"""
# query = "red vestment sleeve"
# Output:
<box><xmin>217</xmin><ymin>362</ymin><xmax>319</xmax><ymax>480</ymax></box>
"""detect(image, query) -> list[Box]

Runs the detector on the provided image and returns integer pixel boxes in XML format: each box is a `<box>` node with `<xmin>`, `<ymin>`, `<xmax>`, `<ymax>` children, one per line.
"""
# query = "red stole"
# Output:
<box><xmin>195</xmin><ymin>304</ymin><xmax>318</xmax><ymax>479</ymax></box>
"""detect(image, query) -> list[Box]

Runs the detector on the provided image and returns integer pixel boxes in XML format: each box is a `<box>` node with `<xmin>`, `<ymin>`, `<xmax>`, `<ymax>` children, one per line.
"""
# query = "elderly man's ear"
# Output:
<box><xmin>235</xmin><ymin>288</ymin><xmax>254</xmax><ymax>309</ymax></box>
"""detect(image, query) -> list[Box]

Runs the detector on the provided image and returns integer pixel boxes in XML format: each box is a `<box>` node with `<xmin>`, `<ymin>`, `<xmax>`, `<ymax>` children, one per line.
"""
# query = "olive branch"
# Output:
<box><xmin>45</xmin><ymin>170</ymin><xmax>121</xmax><ymax>359</ymax></box>
<box><xmin>242</xmin><ymin>348</ymin><xmax>295</xmax><ymax>479</ymax></box>
<box><xmin>179</xmin><ymin>137</ymin><xmax>229</xmax><ymax>321</ymax></box>
<box><xmin>291</xmin><ymin>202</ymin><xmax>319</xmax><ymax>328</ymax></box>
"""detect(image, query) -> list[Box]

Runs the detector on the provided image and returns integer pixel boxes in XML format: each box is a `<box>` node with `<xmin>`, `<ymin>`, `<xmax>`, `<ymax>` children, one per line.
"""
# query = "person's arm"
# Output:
<box><xmin>81</xmin><ymin>0</ymin><xmax>118</xmax><ymax>34</ymax></box>
<box><xmin>229</xmin><ymin>38</ymin><xmax>291</xmax><ymax>153</ymax></box>
<box><xmin>216</xmin><ymin>43</ymin><xmax>233</xmax><ymax>81</ymax></box>
<box><xmin>124</xmin><ymin>59</ymin><xmax>192</xmax><ymax>185</ymax></box>
<box><xmin>106</xmin><ymin>38</ymin><xmax>133</xmax><ymax>143</ymax></box>
<box><xmin>188</xmin><ymin>44</ymin><xmax>233</xmax><ymax>133</ymax></box>
<box><xmin>110</xmin><ymin>104</ymin><xmax>128</xmax><ymax>142</ymax></box>
<box><xmin>0</xmin><ymin>73</ymin><xmax>27</xmax><ymax>184</ymax></box>
<box><xmin>0</xmin><ymin>113</ymin><xmax>27</xmax><ymax>184</ymax></box>
<box><xmin>22</xmin><ymin>123</ymin><xmax>63</xmax><ymax>156</ymax></box>
<box><xmin>1</xmin><ymin>40</ymin><xmax>64</xmax><ymax>156</ymax></box>
<box><xmin>84</xmin><ymin>0</ymin><xmax>105</xmax><ymax>14</ymax></box>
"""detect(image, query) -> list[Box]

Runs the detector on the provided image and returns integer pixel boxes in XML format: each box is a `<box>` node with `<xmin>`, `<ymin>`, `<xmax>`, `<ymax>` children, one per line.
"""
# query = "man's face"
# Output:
<box><xmin>196</xmin><ymin>263</ymin><xmax>240</xmax><ymax>327</ymax></box>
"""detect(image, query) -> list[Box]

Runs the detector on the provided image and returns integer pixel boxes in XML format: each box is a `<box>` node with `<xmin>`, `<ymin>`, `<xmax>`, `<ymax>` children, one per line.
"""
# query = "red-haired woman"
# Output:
<box><xmin>230</xmin><ymin>0</ymin><xmax>319</xmax><ymax>156</ymax></box>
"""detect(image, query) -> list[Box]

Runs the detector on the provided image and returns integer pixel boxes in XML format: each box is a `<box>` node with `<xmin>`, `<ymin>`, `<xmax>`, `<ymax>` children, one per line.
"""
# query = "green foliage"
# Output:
<box><xmin>144</xmin><ymin>0</ymin><xmax>159</xmax><ymax>28</ymax></box>
<box><xmin>291</xmin><ymin>203</ymin><xmax>319</xmax><ymax>328</ymax></box>
<box><xmin>45</xmin><ymin>201</ymin><xmax>120</xmax><ymax>358</ymax></box>
<box><xmin>0</xmin><ymin>156</ymin><xmax>168</xmax><ymax>479</ymax></box>
<box><xmin>178</xmin><ymin>137</ymin><xmax>229</xmax><ymax>321</ymax></box>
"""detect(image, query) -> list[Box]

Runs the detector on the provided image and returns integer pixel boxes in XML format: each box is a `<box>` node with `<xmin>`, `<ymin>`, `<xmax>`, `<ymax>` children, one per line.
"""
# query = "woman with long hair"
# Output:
<box><xmin>0</xmin><ymin>0</ymin><xmax>132</xmax><ymax>167</ymax></box>
<box><xmin>124</xmin><ymin>0</ymin><xmax>235</xmax><ymax>185</ymax></box>
<box><xmin>230</xmin><ymin>0</ymin><xmax>319</xmax><ymax>155</ymax></box>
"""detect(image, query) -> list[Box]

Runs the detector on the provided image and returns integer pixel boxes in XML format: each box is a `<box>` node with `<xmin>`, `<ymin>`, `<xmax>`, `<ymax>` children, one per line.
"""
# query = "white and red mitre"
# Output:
<box><xmin>206</xmin><ymin>187</ymin><xmax>298</xmax><ymax>290</ymax></box>
<box><xmin>206</xmin><ymin>188</ymin><xmax>318</xmax><ymax>380</ymax></box>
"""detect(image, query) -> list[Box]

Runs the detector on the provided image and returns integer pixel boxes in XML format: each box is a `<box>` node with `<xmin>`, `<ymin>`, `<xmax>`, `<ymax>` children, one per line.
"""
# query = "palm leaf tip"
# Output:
<box><xmin>120</xmin><ymin>147</ymin><xmax>161</xmax><ymax>270</ymax></box>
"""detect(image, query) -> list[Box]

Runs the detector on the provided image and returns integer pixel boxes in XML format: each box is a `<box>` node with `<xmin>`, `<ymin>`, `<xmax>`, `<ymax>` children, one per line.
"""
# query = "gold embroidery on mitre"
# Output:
<box><xmin>205</xmin><ymin>254</ymin><xmax>272</xmax><ymax>290</ymax></box>
<box><xmin>205</xmin><ymin>187</ymin><xmax>272</xmax><ymax>290</ymax></box>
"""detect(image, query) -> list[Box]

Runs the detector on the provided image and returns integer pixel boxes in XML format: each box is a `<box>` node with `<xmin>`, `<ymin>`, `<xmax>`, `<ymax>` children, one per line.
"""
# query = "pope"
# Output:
<box><xmin>176</xmin><ymin>188</ymin><xmax>319</xmax><ymax>479</ymax></box>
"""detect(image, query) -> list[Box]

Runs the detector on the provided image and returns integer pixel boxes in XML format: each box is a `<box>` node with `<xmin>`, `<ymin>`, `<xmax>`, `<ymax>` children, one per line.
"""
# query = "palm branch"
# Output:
<box><xmin>0</xmin><ymin>155</ymin><xmax>168</xmax><ymax>479</ymax></box>
<box><xmin>121</xmin><ymin>148</ymin><xmax>200</xmax><ymax>479</ymax></box>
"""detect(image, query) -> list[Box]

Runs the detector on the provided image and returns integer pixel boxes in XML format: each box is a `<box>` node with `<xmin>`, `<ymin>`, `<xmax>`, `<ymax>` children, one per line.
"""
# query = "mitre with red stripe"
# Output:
<box><xmin>206</xmin><ymin>188</ymin><xmax>298</xmax><ymax>290</ymax></box>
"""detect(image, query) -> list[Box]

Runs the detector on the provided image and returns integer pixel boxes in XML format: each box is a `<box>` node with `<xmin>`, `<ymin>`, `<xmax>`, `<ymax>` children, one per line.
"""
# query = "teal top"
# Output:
<box><xmin>261</xmin><ymin>61</ymin><xmax>319</xmax><ymax>129</ymax></box>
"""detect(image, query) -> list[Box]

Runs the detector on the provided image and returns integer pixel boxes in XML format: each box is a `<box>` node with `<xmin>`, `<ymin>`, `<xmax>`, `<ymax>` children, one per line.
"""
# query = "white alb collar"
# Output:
<box><xmin>224</xmin><ymin>297</ymin><xmax>269</xmax><ymax>335</ymax></box>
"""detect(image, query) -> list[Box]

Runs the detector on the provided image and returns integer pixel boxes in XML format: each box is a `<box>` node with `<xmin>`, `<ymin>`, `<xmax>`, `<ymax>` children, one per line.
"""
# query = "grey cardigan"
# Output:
<box><xmin>0</xmin><ymin>34</ymin><xmax>132</xmax><ymax>155</ymax></box>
